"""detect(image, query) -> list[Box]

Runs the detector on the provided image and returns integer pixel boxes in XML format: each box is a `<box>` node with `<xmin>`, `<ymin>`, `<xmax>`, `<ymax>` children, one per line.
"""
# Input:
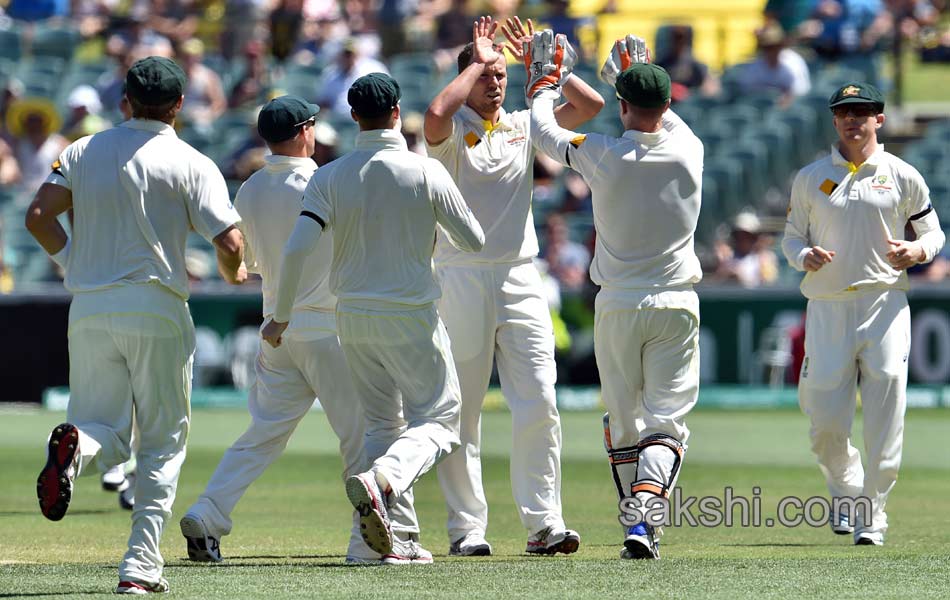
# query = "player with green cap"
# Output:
<box><xmin>263</xmin><ymin>73</ymin><xmax>485</xmax><ymax>564</ymax></box>
<box><xmin>525</xmin><ymin>32</ymin><xmax>704</xmax><ymax>560</ymax></box>
<box><xmin>782</xmin><ymin>81</ymin><xmax>945</xmax><ymax>546</ymax></box>
<box><xmin>28</xmin><ymin>55</ymin><xmax>244</xmax><ymax>593</ymax></box>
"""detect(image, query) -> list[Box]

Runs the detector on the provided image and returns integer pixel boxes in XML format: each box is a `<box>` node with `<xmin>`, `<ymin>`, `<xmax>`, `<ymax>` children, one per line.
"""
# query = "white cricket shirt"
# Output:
<box><xmin>530</xmin><ymin>93</ymin><xmax>704</xmax><ymax>293</ymax></box>
<box><xmin>783</xmin><ymin>145</ymin><xmax>945</xmax><ymax>300</ymax></box>
<box><xmin>426</xmin><ymin>105</ymin><xmax>538</xmax><ymax>265</ymax></box>
<box><xmin>235</xmin><ymin>154</ymin><xmax>336</xmax><ymax>326</ymax></box>
<box><xmin>298</xmin><ymin>128</ymin><xmax>484</xmax><ymax>311</ymax></box>
<box><xmin>47</xmin><ymin>119</ymin><xmax>240</xmax><ymax>300</ymax></box>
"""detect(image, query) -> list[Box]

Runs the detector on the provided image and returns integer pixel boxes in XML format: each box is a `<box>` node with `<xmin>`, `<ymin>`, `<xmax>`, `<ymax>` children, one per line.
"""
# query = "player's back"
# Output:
<box><xmin>62</xmin><ymin>120</ymin><xmax>232</xmax><ymax>299</ymax></box>
<box><xmin>237</xmin><ymin>156</ymin><xmax>335</xmax><ymax>316</ymax></box>
<box><xmin>584</xmin><ymin>125</ymin><xmax>703</xmax><ymax>290</ymax></box>
<box><xmin>310</xmin><ymin>130</ymin><xmax>445</xmax><ymax>309</ymax></box>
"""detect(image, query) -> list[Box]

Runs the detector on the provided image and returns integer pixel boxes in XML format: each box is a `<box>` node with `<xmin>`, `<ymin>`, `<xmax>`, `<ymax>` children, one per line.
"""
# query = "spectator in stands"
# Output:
<box><xmin>560</xmin><ymin>171</ymin><xmax>592</xmax><ymax>214</ymax></box>
<box><xmin>314</xmin><ymin>37</ymin><xmax>387</xmax><ymax>115</ymax></box>
<box><xmin>435</xmin><ymin>0</ymin><xmax>475</xmax><ymax>51</ymax></box>
<box><xmin>863</xmin><ymin>0</ymin><xmax>940</xmax><ymax>49</ymax></box>
<box><xmin>311</xmin><ymin>119</ymin><xmax>339</xmax><ymax>165</ymax></box>
<box><xmin>270</xmin><ymin>0</ymin><xmax>306</xmax><ymax>62</ymax></box>
<box><xmin>5</xmin><ymin>97</ymin><xmax>68</xmax><ymax>194</ymax></box>
<box><xmin>98</xmin><ymin>51</ymin><xmax>143</xmax><ymax>116</ymax></box>
<box><xmin>229</xmin><ymin>40</ymin><xmax>272</xmax><ymax>109</ymax></box>
<box><xmin>5</xmin><ymin>0</ymin><xmax>69</xmax><ymax>21</ymax></box>
<box><xmin>221</xmin><ymin>110</ymin><xmax>268</xmax><ymax>180</ymax></box>
<box><xmin>61</xmin><ymin>85</ymin><xmax>111</xmax><ymax>142</ymax></box>
<box><xmin>377</xmin><ymin>0</ymin><xmax>414</xmax><ymax>57</ymax></box>
<box><xmin>292</xmin><ymin>10</ymin><xmax>350</xmax><ymax>64</ymax></box>
<box><xmin>178</xmin><ymin>38</ymin><xmax>228</xmax><ymax>133</ymax></box>
<box><xmin>738</xmin><ymin>23</ymin><xmax>811</xmax><ymax>105</ymax></box>
<box><xmin>147</xmin><ymin>0</ymin><xmax>201</xmax><ymax>45</ymax></box>
<box><xmin>799</xmin><ymin>0</ymin><xmax>884</xmax><ymax>58</ymax></box>
<box><xmin>0</xmin><ymin>137</ymin><xmax>20</xmax><ymax>186</ymax></box>
<box><xmin>1</xmin><ymin>76</ymin><xmax>24</xmax><ymax>140</ymax></box>
<box><xmin>542</xmin><ymin>213</ymin><xmax>591</xmax><ymax>295</ymax></box>
<box><xmin>765</xmin><ymin>0</ymin><xmax>819</xmax><ymax>34</ymax></box>
<box><xmin>655</xmin><ymin>25</ymin><xmax>720</xmax><ymax>101</ymax></box>
<box><xmin>712</xmin><ymin>212</ymin><xmax>779</xmax><ymax>287</ymax></box>
<box><xmin>106</xmin><ymin>6</ymin><xmax>173</xmax><ymax>59</ymax></box>
<box><xmin>221</xmin><ymin>0</ymin><xmax>268</xmax><ymax>59</ymax></box>
<box><xmin>539</xmin><ymin>0</ymin><xmax>591</xmax><ymax>58</ymax></box>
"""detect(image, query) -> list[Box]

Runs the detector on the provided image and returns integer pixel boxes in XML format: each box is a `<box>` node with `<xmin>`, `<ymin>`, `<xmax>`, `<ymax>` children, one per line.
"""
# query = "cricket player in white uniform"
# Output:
<box><xmin>178</xmin><ymin>95</ymin><xmax>393</xmax><ymax>565</ymax></box>
<box><xmin>29</xmin><ymin>56</ymin><xmax>245</xmax><ymax>594</ymax></box>
<box><xmin>782</xmin><ymin>82</ymin><xmax>945</xmax><ymax>546</ymax></box>
<box><xmin>526</xmin><ymin>32</ymin><xmax>703</xmax><ymax>559</ymax></box>
<box><xmin>423</xmin><ymin>16</ymin><xmax>603</xmax><ymax>556</ymax></box>
<box><xmin>262</xmin><ymin>73</ymin><xmax>485</xmax><ymax>564</ymax></box>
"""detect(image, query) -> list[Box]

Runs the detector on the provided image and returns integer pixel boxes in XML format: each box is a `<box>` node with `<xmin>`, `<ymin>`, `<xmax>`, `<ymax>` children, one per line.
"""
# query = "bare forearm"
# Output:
<box><xmin>425</xmin><ymin>64</ymin><xmax>482</xmax><ymax>143</ymax></box>
<box><xmin>555</xmin><ymin>75</ymin><xmax>605</xmax><ymax>130</ymax></box>
<box><xmin>26</xmin><ymin>214</ymin><xmax>68</xmax><ymax>255</ymax></box>
<box><xmin>213</xmin><ymin>226</ymin><xmax>245</xmax><ymax>283</ymax></box>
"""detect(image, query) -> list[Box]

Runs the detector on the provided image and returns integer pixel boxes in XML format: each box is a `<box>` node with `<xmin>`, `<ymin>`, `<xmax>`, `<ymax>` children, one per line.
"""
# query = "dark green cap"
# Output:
<box><xmin>347</xmin><ymin>72</ymin><xmax>401</xmax><ymax>118</ymax></box>
<box><xmin>615</xmin><ymin>63</ymin><xmax>671</xmax><ymax>109</ymax></box>
<box><xmin>828</xmin><ymin>82</ymin><xmax>884</xmax><ymax>112</ymax></box>
<box><xmin>125</xmin><ymin>56</ymin><xmax>187</xmax><ymax>106</ymax></box>
<box><xmin>257</xmin><ymin>95</ymin><xmax>320</xmax><ymax>143</ymax></box>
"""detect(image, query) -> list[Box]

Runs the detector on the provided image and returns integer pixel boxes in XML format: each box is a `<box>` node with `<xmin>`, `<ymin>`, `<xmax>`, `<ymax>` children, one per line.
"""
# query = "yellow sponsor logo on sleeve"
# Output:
<box><xmin>463</xmin><ymin>131</ymin><xmax>481</xmax><ymax>148</ymax></box>
<box><xmin>569</xmin><ymin>134</ymin><xmax>587</xmax><ymax>148</ymax></box>
<box><xmin>819</xmin><ymin>179</ymin><xmax>838</xmax><ymax>195</ymax></box>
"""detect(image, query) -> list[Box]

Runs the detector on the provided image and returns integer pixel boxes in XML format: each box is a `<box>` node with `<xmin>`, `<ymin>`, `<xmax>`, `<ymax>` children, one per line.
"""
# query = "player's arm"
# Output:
<box><xmin>428</xmin><ymin>160</ymin><xmax>485</xmax><ymax>252</ymax></box>
<box><xmin>425</xmin><ymin>16</ymin><xmax>499</xmax><ymax>145</ymax></box>
<box><xmin>25</xmin><ymin>182</ymin><xmax>72</xmax><ymax>267</ymax></box>
<box><xmin>212</xmin><ymin>225</ymin><xmax>246</xmax><ymax>284</ymax></box>
<box><xmin>263</xmin><ymin>213</ymin><xmax>323</xmax><ymax>347</ymax></box>
<box><xmin>782</xmin><ymin>172</ymin><xmax>835</xmax><ymax>272</ymax></box>
<box><xmin>888</xmin><ymin>172</ymin><xmax>946</xmax><ymax>269</ymax></box>
<box><xmin>530</xmin><ymin>88</ymin><xmax>584</xmax><ymax>170</ymax></box>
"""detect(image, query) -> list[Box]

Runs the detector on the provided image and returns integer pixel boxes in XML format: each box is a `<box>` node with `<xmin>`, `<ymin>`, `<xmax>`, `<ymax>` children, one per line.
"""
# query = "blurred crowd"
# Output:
<box><xmin>1</xmin><ymin>0</ymin><xmax>949</xmax><ymax>338</ymax></box>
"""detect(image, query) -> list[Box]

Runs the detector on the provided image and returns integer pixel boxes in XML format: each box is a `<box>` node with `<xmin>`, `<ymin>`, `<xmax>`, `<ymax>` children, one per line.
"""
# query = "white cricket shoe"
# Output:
<box><xmin>525</xmin><ymin>526</ymin><xmax>581</xmax><ymax>555</ymax></box>
<box><xmin>854</xmin><ymin>530</ymin><xmax>884</xmax><ymax>546</ymax></box>
<box><xmin>449</xmin><ymin>532</ymin><xmax>492</xmax><ymax>556</ymax></box>
<box><xmin>829</xmin><ymin>509</ymin><xmax>854</xmax><ymax>535</ymax></box>
<box><xmin>180</xmin><ymin>513</ymin><xmax>223</xmax><ymax>562</ymax></box>
<box><xmin>102</xmin><ymin>464</ymin><xmax>131</xmax><ymax>493</ymax></box>
<box><xmin>382</xmin><ymin>534</ymin><xmax>434</xmax><ymax>565</ymax></box>
<box><xmin>345</xmin><ymin>472</ymin><xmax>393</xmax><ymax>555</ymax></box>
<box><xmin>345</xmin><ymin>527</ymin><xmax>382</xmax><ymax>565</ymax></box>
<box><xmin>114</xmin><ymin>577</ymin><xmax>169</xmax><ymax>594</ymax></box>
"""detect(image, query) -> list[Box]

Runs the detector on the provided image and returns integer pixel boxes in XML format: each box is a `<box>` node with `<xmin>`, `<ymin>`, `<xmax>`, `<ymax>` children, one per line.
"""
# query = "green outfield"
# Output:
<box><xmin>1</xmin><ymin>407</ymin><xmax>948</xmax><ymax>599</ymax></box>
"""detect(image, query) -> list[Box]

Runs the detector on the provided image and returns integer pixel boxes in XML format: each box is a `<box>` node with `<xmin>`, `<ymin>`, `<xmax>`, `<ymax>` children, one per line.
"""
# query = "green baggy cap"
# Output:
<box><xmin>258</xmin><ymin>95</ymin><xmax>320</xmax><ymax>143</ymax></box>
<box><xmin>347</xmin><ymin>72</ymin><xmax>401</xmax><ymax>118</ymax></box>
<box><xmin>125</xmin><ymin>56</ymin><xmax>187</xmax><ymax>106</ymax></box>
<box><xmin>615</xmin><ymin>63</ymin><xmax>671</xmax><ymax>109</ymax></box>
<box><xmin>828</xmin><ymin>82</ymin><xmax>885</xmax><ymax>112</ymax></box>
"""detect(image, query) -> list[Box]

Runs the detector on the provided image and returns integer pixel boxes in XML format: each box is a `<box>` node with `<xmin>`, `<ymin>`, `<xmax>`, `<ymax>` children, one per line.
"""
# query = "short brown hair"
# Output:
<box><xmin>457</xmin><ymin>42</ymin><xmax>504</xmax><ymax>73</ymax></box>
<box><xmin>128</xmin><ymin>96</ymin><xmax>180</xmax><ymax>123</ymax></box>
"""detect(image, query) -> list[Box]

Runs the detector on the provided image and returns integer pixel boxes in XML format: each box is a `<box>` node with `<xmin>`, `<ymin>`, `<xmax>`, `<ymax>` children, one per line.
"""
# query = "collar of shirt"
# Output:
<box><xmin>263</xmin><ymin>154</ymin><xmax>316</xmax><ymax>172</ymax></box>
<box><xmin>120</xmin><ymin>118</ymin><xmax>177</xmax><ymax>136</ymax></box>
<box><xmin>458</xmin><ymin>104</ymin><xmax>516</xmax><ymax>135</ymax></box>
<box><xmin>355</xmin><ymin>128</ymin><xmax>409</xmax><ymax>151</ymax></box>
<box><xmin>622</xmin><ymin>127</ymin><xmax>668</xmax><ymax>146</ymax></box>
<box><xmin>831</xmin><ymin>143</ymin><xmax>885</xmax><ymax>174</ymax></box>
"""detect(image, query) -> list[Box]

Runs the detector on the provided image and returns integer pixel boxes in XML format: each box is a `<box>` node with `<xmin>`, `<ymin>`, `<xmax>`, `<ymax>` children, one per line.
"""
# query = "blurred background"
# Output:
<box><xmin>1</xmin><ymin>0</ymin><xmax>949</xmax><ymax>408</ymax></box>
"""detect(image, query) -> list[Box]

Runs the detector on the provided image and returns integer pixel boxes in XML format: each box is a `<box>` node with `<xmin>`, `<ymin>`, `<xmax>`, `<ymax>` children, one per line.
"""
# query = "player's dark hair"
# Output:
<box><xmin>457</xmin><ymin>42</ymin><xmax>505</xmax><ymax>73</ymax></box>
<box><xmin>128</xmin><ymin>96</ymin><xmax>180</xmax><ymax>124</ymax></box>
<box><xmin>355</xmin><ymin>109</ymin><xmax>396</xmax><ymax>131</ymax></box>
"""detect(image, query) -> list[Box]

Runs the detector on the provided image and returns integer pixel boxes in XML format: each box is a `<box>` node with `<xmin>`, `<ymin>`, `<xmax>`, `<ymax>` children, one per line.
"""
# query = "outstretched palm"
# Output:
<box><xmin>501</xmin><ymin>16</ymin><xmax>534</xmax><ymax>62</ymax></box>
<box><xmin>472</xmin><ymin>16</ymin><xmax>500</xmax><ymax>65</ymax></box>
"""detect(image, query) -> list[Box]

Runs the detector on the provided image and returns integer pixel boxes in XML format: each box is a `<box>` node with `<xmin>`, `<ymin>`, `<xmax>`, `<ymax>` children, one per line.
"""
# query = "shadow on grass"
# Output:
<box><xmin>722</xmin><ymin>543</ymin><xmax>821</xmax><ymax>547</ymax></box>
<box><xmin>0</xmin><ymin>509</ymin><xmax>112</xmax><ymax>517</ymax></box>
<box><xmin>0</xmin><ymin>592</ymin><xmax>107</xmax><ymax>597</ymax></box>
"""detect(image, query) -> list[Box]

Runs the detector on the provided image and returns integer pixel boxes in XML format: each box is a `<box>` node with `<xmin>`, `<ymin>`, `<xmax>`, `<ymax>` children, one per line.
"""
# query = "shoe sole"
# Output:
<box><xmin>346</xmin><ymin>476</ymin><xmax>392</xmax><ymax>556</ymax></box>
<box><xmin>526</xmin><ymin>533</ymin><xmax>580</xmax><ymax>556</ymax></box>
<box><xmin>382</xmin><ymin>556</ymin><xmax>434</xmax><ymax>565</ymax></box>
<box><xmin>449</xmin><ymin>545</ymin><xmax>492</xmax><ymax>557</ymax></box>
<box><xmin>831</xmin><ymin>526</ymin><xmax>855</xmax><ymax>535</ymax></box>
<box><xmin>623</xmin><ymin>535</ymin><xmax>659</xmax><ymax>559</ymax></box>
<box><xmin>180</xmin><ymin>515</ymin><xmax>222</xmax><ymax>562</ymax></box>
<box><xmin>37</xmin><ymin>423</ymin><xmax>79</xmax><ymax>521</ymax></box>
<box><xmin>854</xmin><ymin>536</ymin><xmax>882</xmax><ymax>546</ymax></box>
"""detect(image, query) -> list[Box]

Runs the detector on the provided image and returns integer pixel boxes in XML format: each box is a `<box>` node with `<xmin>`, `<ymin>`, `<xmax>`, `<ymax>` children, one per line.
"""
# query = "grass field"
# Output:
<box><xmin>1</xmin><ymin>406</ymin><xmax>949</xmax><ymax>599</ymax></box>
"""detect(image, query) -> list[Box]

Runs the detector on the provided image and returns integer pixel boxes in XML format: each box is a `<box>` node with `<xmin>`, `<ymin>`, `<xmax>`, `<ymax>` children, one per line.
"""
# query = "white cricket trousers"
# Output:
<box><xmin>799</xmin><ymin>289</ymin><xmax>910</xmax><ymax>537</ymax></box>
<box><xmin>434</xmin><ymin>261</ymin><xmax>563</xmax><ymax>541</ymax></box>
<box><xmin>336</xmin><ymin>303</ymin><xmax>461</xmax><ymax>502</ymax></box>
<box><xmin>66</xmin><ymin>284</ymin><xmax>194</xmax><ymax>585</ymax></box>
<box><xmin>187</xmin><ymin>325</ymin><xmax>420</xmax><ymax>548</ymax></box>
<box><xmin>595</xmin><ymin>288</ymin><xmax>700</xmax><ymax>501</ymax></box>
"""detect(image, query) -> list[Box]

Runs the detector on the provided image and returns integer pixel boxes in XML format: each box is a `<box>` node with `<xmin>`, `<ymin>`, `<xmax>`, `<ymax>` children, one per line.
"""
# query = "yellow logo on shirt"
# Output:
<box><xmin>51</xmin><ymin>160</ymin><xmax>60</xmax><ymax>170</ymax></box>
<box><xmin>570</xmin><ymin>135</ymin><xmax>587</xmax><ymax>148</ymax></box>
<box><xmin>819</xmin><ymin>179</ymin><xmax>838</xmax><ymax>195</ymax></box>
<box><xmin>463</xmin><ymin>131</ymin><xmax>481</xmax><ymax>148</ymax></box>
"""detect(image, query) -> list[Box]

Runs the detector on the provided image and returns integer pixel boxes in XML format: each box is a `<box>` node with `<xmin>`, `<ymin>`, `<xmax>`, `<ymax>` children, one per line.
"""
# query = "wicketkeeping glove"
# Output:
<box><xmin>599</xmin><ymin>35</ymin><xmax>651</xmax><ymax>87</ymax></box>
<box><xmin>523</xmin><ymin>29</ymin><xmax>577</xmax><ymax>101</ymax></box>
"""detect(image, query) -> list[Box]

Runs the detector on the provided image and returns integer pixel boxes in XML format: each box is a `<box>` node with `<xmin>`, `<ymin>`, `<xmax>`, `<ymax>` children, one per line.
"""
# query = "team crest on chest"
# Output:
<box><xmin>870</xmin><ymin>173</ymin><xmax>892</xmax><ymax>191</ymax></box>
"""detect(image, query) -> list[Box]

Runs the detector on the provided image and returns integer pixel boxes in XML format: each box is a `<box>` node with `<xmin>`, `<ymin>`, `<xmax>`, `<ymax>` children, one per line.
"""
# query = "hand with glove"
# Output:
<box><xmin>599</xmin><ymin>34</ymin><xmax>651</xmax><ymax>87</ymax></box>
<box><xmin>522</xmin><ymin>29</ymin><xmax>577</xmax><ymax>104</ymax></box>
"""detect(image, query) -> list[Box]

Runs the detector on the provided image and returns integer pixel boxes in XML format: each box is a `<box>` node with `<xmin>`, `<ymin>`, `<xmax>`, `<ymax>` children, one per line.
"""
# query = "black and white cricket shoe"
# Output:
<box><xmin>346</xmin><ymin>472</ymin><xmax>393</xmax><ymax>556</ymax></box>
<box><xmin>180</xmin><ymin>513</ymin><xmax>222</xmax><ymax>562</ymax></box>
<box><xmin>37</xmin><ymin>423</ymin><xmax>80</xmax><ymax>521</ymax></box>
<box><xmin>525</xmin><ymin>526</ymin><xmax>581</xmax><ymax>555</ymax></box>
<box><xmin>621</xmin><ymin>523</ymin><xmax>660</xmax><ymax>560</ymax></box>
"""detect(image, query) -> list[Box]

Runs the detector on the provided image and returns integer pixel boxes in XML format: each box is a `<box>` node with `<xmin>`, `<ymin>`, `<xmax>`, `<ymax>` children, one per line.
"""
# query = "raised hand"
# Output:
<box><xmin>472</xmin><ymin>16</ymin><xmax>500</xmax><ymax>66</ymax></box>
<box><xmin>600</xmin><ymin>34</ymin><xmax>651</xmax><ymax>87</ymax></box>
<box><xmin>803</xmin><ymin>246</ymin><xmax>835</xmax><ymax>272</ymax></box>
<box><xmin>501</xmin><ymin>16</ymin><xmax>534</xmax><ymax>62</ymax></box>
